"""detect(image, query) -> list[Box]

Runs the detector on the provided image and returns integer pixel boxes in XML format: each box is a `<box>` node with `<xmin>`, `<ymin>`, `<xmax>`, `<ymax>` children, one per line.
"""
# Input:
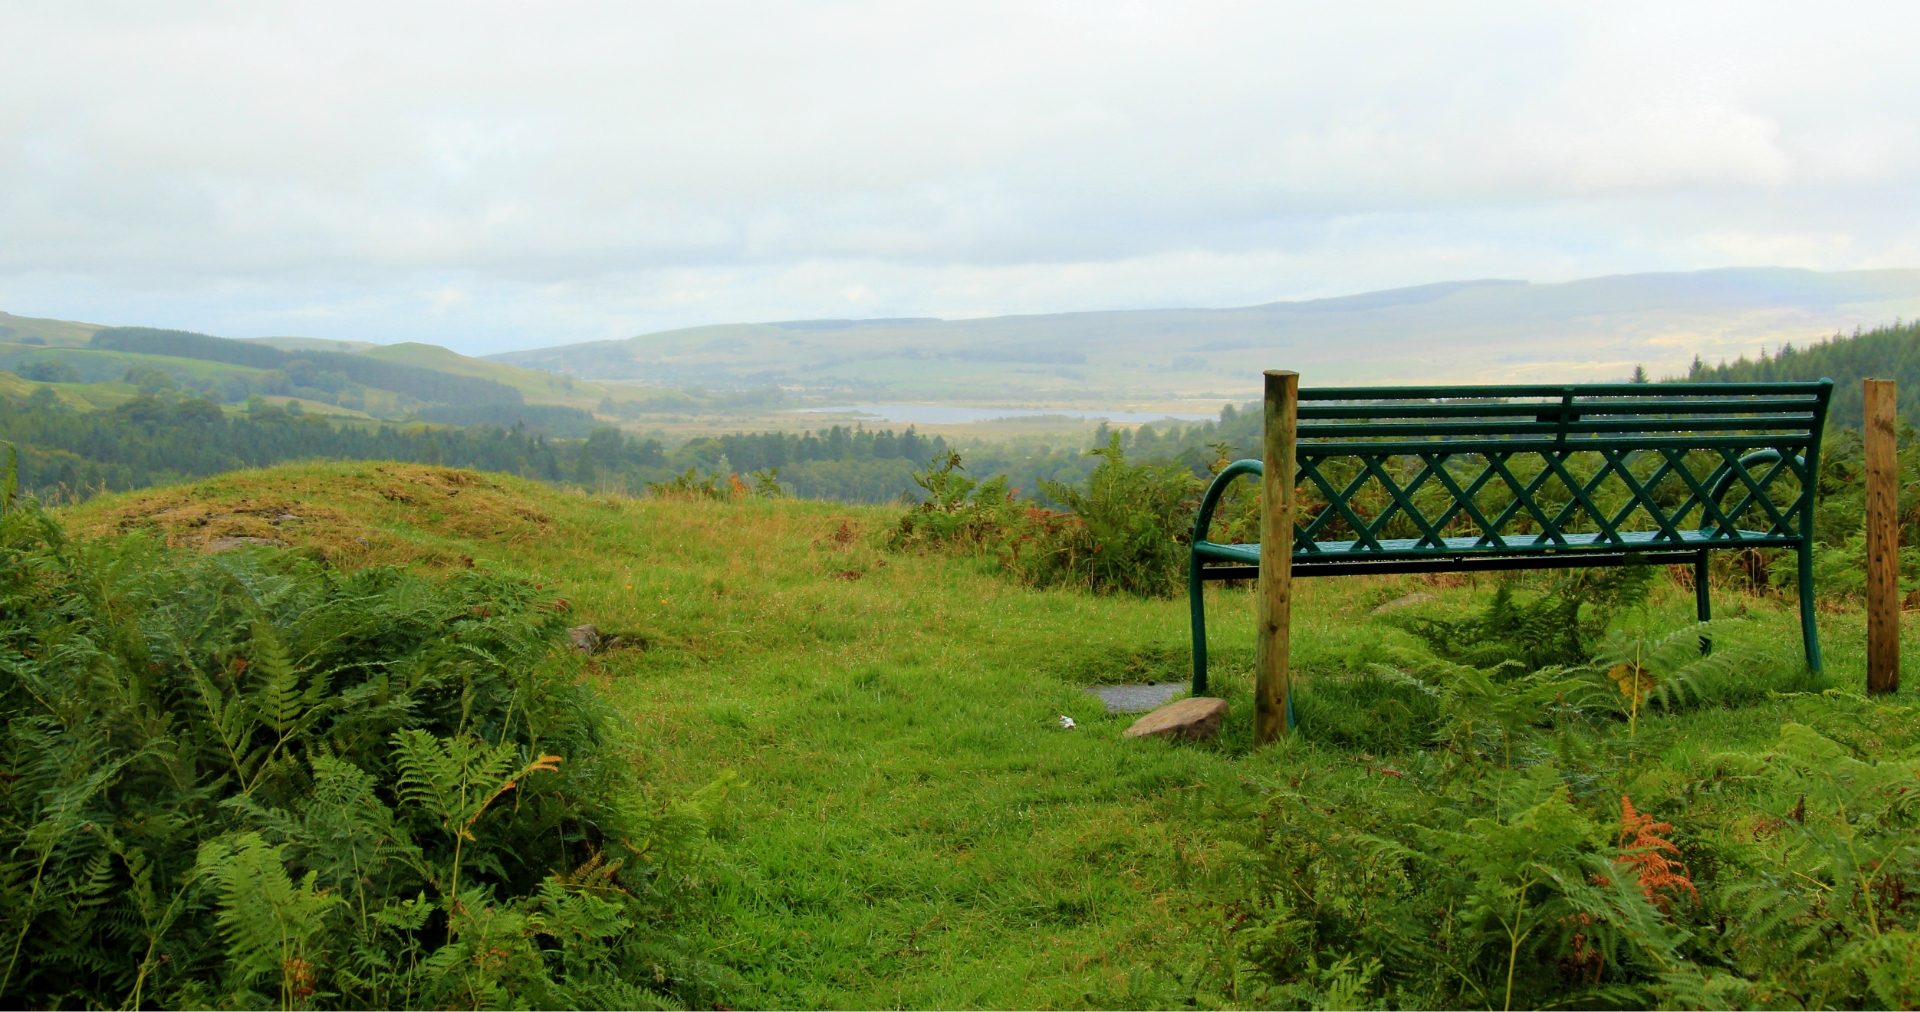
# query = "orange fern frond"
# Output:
<box><xmin>1615</xmin><ymin>794</ymin><xmax>1697</xmax><ymax>914</ymax></box>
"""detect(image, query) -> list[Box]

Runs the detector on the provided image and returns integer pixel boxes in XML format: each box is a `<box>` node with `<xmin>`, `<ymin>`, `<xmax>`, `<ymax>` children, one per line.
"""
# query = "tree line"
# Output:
<box><xmin>1682</xmin><ymin>319</ymin><xmax>1920</xmax><ymax>428</ymax></box>
<box><xmin>1</xmin><ymin>388</ymin><xmax>1049</xmax><ymax>505</ymax></box>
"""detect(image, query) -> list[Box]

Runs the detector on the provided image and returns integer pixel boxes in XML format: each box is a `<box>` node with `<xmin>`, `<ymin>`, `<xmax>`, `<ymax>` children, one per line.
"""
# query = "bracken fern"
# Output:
<box><xmin>0</xmin><ymin>459</ymin><xmax>731</xmax><ymax>1009</ymax></box>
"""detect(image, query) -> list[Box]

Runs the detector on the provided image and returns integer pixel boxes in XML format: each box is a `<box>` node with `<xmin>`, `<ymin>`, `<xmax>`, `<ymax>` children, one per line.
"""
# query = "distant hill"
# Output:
<box><xmin>491</xmin><ymin>267</ymin><xmax>1920</xmax><ymax>401</ymax></box>
<box><xmin>90</xmin><ymin>327</ymin><xmax>525</xmax><ymax>405</ymax></box>
<box><xmin>0</xmin><ymin>321</ymin><xmax>640</xmax><ymax>434</ymax></box>
<box><xmin>0</xmin><ymin>310</ymin><xmax>106</xmax><ymax>347</ymax></box>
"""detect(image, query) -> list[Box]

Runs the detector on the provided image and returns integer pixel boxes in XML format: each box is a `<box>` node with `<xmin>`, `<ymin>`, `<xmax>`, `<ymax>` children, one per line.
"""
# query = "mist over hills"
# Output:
<box><xmin>490</xmin><ymin>267</ymin><xmax>1920</xmax><ymax>401</ymax></box>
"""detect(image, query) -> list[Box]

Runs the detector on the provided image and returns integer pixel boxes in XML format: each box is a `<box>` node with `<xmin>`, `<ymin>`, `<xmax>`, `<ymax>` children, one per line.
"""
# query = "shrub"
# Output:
<box><xmin>893</xmin><ymin>440</ymin><xmax>1205</xmax><ymax>597</ymax></box>
<box><xmin>0</xmin><ymin>470</ymin><xmax>727</xmax><ymax>1008</ymax></box>
<box><xmin>645</xmin><ymin>465</ymin><xmax>730</xmax><ymax>501</ymax></box>
<box><xmin>645</xmin><ymin>465</ymin><xmax>788</xmax><ymax>501</ymax></box>
<box><xmin>889</xmin><ymin>451</ymin><xmax>1021</xmax><ymax>553</ymax></box>
<box><xmin>1016</xmin><ymin>436</ymin><xmax>1206</xmax><ymax>596</ymax></box>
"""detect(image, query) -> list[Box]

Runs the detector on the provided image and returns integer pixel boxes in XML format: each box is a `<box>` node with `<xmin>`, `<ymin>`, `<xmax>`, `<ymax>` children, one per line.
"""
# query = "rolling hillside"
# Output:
<box><xmin>0</xmin><ymin>309</ymin><xmax>106</xmax><ymax>347</ymax></box>
<box><xmin>12</xmin><ymin>265</ymin><xmax>1920</xmax><ymax>434</ymax></box>
<box><xmin>492</xmin><ymin>267</ymin><xmax>1920</xmax><ymax>402</ymax></box>
<box><xmin>0</xmin><ymin>321</ymin><xmax>662</xmax><ymax>433</ymax></box>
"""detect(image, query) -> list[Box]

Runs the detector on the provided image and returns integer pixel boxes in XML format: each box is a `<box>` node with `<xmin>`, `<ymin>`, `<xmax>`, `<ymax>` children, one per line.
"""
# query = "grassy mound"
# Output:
<box><xmin>64</xmin><ymin>463</ymin><xmax>557</xmax><ymax>568</ymax></box>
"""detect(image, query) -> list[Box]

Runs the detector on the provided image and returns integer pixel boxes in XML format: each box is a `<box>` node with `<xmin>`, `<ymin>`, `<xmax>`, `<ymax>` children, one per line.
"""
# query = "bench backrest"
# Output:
<box><xmin>1289</xmin><ymin>380</ymin><xmax>1833</xmax><ymax>555</ymax></box>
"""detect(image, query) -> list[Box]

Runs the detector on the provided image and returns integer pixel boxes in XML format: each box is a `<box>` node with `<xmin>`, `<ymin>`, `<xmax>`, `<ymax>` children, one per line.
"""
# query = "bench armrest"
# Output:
<box><xmin>1193</xmin><ymin>458</ymin><xmax>1263</xmax><ymax>545</ymax></box>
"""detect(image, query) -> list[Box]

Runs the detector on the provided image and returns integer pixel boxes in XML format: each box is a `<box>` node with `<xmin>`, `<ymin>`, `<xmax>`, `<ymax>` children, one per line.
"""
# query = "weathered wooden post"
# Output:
<box><xmin>1256</xmin><ymin>370</ymin><xmax>1298</xmax><ymax>743</ymax></box>
<box><xmin>1865</xmin><ymin>378</ymin><xmax>1899</xmax><ymax>695</ymax></box>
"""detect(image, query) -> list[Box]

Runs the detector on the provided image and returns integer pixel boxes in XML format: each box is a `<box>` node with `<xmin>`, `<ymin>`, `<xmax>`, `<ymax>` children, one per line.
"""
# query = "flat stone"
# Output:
<box><xmin>567</xmin><ymin>624</ymin><xmax>603</xmax><ymax>654</ymax></box>
<box><xmin>1086</xmin><ymin>681</ymin><xmax>1186</xmax><ymax>714</ymax></box>
<box><xmin>1123</xmin><ymin>696</ymin><xmax>1228</xmax><ymax>742</ymax></box>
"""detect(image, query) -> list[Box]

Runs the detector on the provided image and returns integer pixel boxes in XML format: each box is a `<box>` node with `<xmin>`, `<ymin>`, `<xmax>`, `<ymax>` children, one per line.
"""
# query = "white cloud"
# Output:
<box><xmin>1</xmin><ymin>0</ymin><xmax>1917</xmax><ymax>353</ymax></box>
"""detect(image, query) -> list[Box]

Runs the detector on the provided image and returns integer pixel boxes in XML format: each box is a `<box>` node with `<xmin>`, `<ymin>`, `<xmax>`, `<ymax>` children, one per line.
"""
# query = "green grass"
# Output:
<box><xmin>1</xmin><ymin>342</ymin><xmax>270</xmax><ymax>380</ymax></box>
<box><xmin>56</xmin><ymin>463</ymin><xmax>1920</xmax><ymax>1007</ymax></box>
<box><xmin>248</xmin><ymin>394</ymin><xmax>378</xmax><ymax>418</ymax></box>
<box><xmin>0</xmin><ymin>371</ymin><xmax>143</xmax><ymax>409</ymax></box>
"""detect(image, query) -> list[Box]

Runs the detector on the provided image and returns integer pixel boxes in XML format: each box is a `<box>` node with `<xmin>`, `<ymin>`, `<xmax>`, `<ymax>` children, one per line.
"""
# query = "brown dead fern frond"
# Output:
<box><xmin>1615</xmin><ymin>794</ymin><xmax>1698</xmax><ymax>914</ymax></box>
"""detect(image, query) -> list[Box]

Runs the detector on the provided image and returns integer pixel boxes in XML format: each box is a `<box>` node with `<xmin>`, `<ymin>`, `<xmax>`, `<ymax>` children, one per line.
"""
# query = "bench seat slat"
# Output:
<box><xmin>1299</xmin><ymin>414</ymin><xmax>1817</xmax><ymax>438</ymax></box>
<box><xmin>1297</xmin><ymin>381</ymin><xmax>1833</xmax><ymax>400</ymax></box>
<box><xmin>1301</xmin><ymin>434</ymin><xmax>1813</xmax><ymax>455</ymax></box>
<box><xmin>1300</xmin><ymin>397</ymin><xmax>1822</xmax><ymax>420</ymax></box>
<box><xmin>1194</xmin><ymin>527</ymin><xmax>1798</xmax><ymax>566</ymax></box>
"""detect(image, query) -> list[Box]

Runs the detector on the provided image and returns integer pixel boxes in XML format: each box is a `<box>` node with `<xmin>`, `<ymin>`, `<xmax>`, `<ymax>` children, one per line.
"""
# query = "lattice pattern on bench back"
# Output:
<box><xmin>1286</xmin><ymin>381</ymin><xmax>1832</xmax><ymax>563</ymax></box>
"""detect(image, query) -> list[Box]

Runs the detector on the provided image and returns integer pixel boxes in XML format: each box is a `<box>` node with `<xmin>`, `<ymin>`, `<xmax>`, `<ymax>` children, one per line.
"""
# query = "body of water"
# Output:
<box><xmin>792</xmin><ymin>403</ymin><xmax>1219</xmax><ymax>425</ymax></box>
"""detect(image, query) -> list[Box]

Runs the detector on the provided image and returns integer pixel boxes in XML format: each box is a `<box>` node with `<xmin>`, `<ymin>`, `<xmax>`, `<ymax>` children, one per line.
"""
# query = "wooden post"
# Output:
<box><xmin>1865</xmin><ymin>378</ymin><xmax>1899</xmax><ymax>695</ymax></box>
<box><xmin>1256</xmin><ymin>370</ymin><xmax>1299</xmax><ymax>743</ymax></box>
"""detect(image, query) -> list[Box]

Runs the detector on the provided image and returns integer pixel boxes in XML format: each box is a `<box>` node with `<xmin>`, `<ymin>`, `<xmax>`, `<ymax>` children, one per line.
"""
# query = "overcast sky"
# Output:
<box><xmin>3</xmin><ymin>1</ymin><xmax>1918</xmax><ymax>355</ymax></box>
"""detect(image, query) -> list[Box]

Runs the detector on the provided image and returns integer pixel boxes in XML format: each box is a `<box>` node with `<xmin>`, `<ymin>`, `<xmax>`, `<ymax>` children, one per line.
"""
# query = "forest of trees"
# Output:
<box><xmin>4</xmin><ymin>389</ymin><xmax>577</xmax><ymax>498</ymax></box>
<box><xmin>1683</xmin><ymin>318</ymin><xmax>1920</xmax><ymax>427</ymax></box>
<box><xmin>0</xmin><ymin>387</ymin><xmax>1034</xmax><ymax>505</ymax></box>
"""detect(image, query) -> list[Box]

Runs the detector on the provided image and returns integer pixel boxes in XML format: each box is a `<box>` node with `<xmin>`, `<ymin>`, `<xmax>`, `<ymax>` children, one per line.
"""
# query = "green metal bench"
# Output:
<box><xmin>1189</xmin><ymin>379</ymin><xmax>1835</xmax><ymax>695</ymax></box>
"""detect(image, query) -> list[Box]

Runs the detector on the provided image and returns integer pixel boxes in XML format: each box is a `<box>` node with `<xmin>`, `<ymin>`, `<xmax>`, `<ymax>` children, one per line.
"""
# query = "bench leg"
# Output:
<box><xmin>1797</xmin><ymin>545</ymin><xmax>1824</xmax><ymax>672</ymax></box>
<box><xmin>1695</xmin><ymin>551</ymin><xmax>1712</xmax><ymax>656</ymax></box>
<box><xmin>1189</xmin><ymin>555</ymin><xmax>1208</xmax><ymax>695</ymax></box>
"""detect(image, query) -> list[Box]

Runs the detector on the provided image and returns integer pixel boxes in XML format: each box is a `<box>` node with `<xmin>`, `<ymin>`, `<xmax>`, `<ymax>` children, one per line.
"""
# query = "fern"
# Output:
<box><xmin>196</xmin><ymin>833</ymin><xmax>343</xmax><ymax>1006</ymax></box>
<box><xmin>0</xmin><ymin>503</ymin><xmax>722</xmax><ymax>1008</ymax></box>
<box><xmin>1585</xmin><ymin>622</ymin><xmax>1749</xmax><ymax>732</ymax></box>
<box><xmin>1</xmin><ymin>443</ymin><xmax>16</xmax><ymax>513</ymax></box>
<box><xmin>1396</xmin><ymin>566</ymin><xmax>1657</xmax><ymax>670</ymax></box>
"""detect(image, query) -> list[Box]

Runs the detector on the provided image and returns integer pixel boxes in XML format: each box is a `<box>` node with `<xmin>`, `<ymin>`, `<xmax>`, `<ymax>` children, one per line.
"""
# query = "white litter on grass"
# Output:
<box><xmin>1057</xmin><ymin>715</ymin><xmax>1077</xmax><ymax>730</ymax></box>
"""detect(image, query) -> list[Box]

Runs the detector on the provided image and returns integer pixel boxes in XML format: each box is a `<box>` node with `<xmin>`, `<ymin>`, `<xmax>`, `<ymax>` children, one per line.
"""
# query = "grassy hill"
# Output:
<box><xmin>0</xmin><ymin>309</ymin><xmax>105</xmax><ymax>347</ymax></box>
<box><xmin>0</xmin><ymin>320</ymin><xmax>667</xmax><ymax>432</ymax></box>
<box><xmin>0</xmin><ymin>368</ymin><xmax>139</xmax><ymax>409</ymax></box>
<box><xmin>491</xmin><ymin>267</ymin><xmax>1920</xmax><ymax>402</ymax></box>
<box><xmin>359</xmin><ymin>341</ymin><xmax>622</xmax><ymax>410</ymax></box>
<box><xmin>45</xmin><ymin>462</ymin><xmax>1920</xmax><ymax>1007</ymax></box>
